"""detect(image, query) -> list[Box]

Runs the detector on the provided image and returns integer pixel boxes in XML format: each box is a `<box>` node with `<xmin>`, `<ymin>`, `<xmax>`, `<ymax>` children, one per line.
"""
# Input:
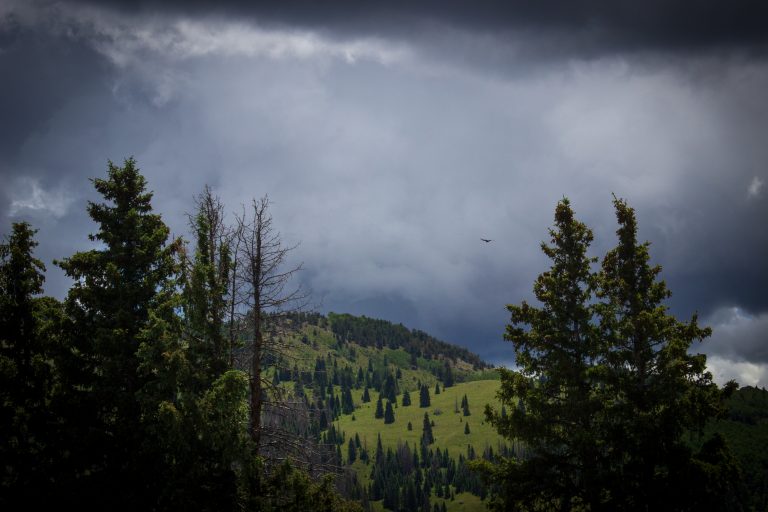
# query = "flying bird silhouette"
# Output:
<box><xmin>481</xmin><ymin>238</ymin><xmax>493</xmax><ymax>243</ymax></box>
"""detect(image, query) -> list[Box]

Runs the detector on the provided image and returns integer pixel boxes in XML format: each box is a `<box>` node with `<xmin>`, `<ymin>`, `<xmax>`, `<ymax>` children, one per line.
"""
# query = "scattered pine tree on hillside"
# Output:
<box><xmin>421</xmin><ymin>412</ymin><xmax>435</xmax><ymax>446</ymax></box>
<box><xmin>419</xmin><ymin>384</ymin><xmax>431</xmax><ymax>408</ymax></box>
<box><xmin>384</xmin><ymin>401</ymin><xmax>395</xmax><ymax>424</ymax></box>
<box><xmin>461</xmin><ymin>394</ymin><xmax>471</xmax><ymax>416</ymax></box>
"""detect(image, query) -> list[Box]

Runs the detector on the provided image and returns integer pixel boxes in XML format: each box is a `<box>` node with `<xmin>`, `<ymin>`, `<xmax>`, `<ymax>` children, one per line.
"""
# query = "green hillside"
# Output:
<box><xmin>338</xmin><ymin>380</ymin><xmax>502</xmax><ymax>462</ymax></box>
<box><xmin>265</xmin><ymin>313</ymin><xmax>508</xmax><ymax>512</ymax></box>
<box><xmin>267</xmin><ymin>313</ymin><xmax>768</xmax><ymax>512</ymax></box>
<box><xmin>338</xmin><ymin>380</ymin><xmax>503</xmax><ymax>512</ymax></box>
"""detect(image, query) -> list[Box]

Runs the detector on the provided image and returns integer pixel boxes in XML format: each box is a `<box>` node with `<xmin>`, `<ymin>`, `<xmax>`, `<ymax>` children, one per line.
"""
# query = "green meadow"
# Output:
<box><xmin>334</xmin><ymin>379</ymin><xmax>505</xmax><ymax>511</ymax></box>
<box><xmin>337</xmin><ymin>379</ymin><xmax>504</xmax><ymax>461</ymax></box>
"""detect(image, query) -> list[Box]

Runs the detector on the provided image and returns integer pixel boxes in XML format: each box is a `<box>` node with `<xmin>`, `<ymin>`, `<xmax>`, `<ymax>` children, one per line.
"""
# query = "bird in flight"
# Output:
<box><xmin>481</xmin><ymin>238</ymin><xmax>493</xmax><ymax>243</ymax></box>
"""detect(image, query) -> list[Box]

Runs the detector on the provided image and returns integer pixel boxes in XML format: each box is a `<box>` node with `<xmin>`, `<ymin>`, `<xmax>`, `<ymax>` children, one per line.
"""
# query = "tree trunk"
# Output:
<box><xmin>249</xmin><ymin>226</ymin><xmax>262</xmax><ymax>449</ymax></box>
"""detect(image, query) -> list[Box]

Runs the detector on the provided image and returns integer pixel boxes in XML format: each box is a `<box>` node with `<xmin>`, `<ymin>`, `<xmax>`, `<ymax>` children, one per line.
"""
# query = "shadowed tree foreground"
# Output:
<box><xmin>0</xmin><ymin>159</ymin><xmax>360</xmax><ymax>512</ymax></box>
<box><xmin>480</xmin><ymin>197</ymin><xmax>742</xmax><ymax>511</ymax></box>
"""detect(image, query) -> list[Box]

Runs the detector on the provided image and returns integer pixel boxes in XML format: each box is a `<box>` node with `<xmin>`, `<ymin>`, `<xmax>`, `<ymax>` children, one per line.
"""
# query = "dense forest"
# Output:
<box><xmin>2</xmin><ymin>159</ymin><xmax>767</xmax><ymax>511</ymax></box>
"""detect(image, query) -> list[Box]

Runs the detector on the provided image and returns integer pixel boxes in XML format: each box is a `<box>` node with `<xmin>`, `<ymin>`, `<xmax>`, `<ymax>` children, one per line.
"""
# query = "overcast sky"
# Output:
<box><xmin>2</xmin><ymin>0</ymin><xmax>767</xmax><ymax>386</ymax></box>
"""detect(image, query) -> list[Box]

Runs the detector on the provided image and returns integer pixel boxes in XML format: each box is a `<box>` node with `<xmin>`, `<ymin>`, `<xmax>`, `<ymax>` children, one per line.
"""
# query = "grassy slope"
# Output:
<box><xmin>278</xmin><ymin>319</ymin><xmax>506</xmax><ymax>511</ymax></box>
<box><xmin>337</xmin><ymin>380</ymin><xmax>503</xmax><ymax>461</ymax></box>
<box><xmin>282</xmin><ymin>323</ymin><xmax>454</xmax><ymax>391</ymax></box>
<box><xmin>285</xmin><ymin>319</ymin><xmax>768</xmax><ymax>510</ymax></box>
<box><xmin>336</xmin><ymin>380</ymin><xmax>504</xmax><ymax>512</ymax></box>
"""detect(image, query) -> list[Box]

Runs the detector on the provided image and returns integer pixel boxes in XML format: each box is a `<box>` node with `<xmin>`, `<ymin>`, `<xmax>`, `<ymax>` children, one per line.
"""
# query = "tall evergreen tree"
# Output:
<box><xmin>0</xmin><ymin>223</ymin><xmax>62</xmax><ymax>504</ymax></box>
<box><xmin>483</xmin><ymin>197</ymin><xmax>738</xmax><ymax>511</ymax></box>
<box><xmin>57</xmin><ymin>158</ymin><xmax>180</xmax><ymax>507</ymax></box>
<box><xmin>594</xmin><ymin>196</ymin><xmax>738</xmax><ymax>509</ymax></box>
<box><xmin>182</xmin><ymin>186</ymin><xmax>232</xmax><ymax>380</ymax></box>
<box><xmin>375</xmin><ymin>394</ymin><xmax>384</xmax><ymax>419</ymax></box>
<box><xmin>402</xmin><ymin>389</ymin><xmax>412</xmax><ymax>406</ymax></box>
<box><xmin>483</xmin><ymin>198</ymin><xmax>602</xmax><ymax>509</ymax></box>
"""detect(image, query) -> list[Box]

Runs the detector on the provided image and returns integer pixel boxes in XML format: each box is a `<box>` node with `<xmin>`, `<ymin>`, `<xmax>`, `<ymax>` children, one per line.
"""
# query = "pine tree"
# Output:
<box><xmin>402</xmin><ymin>389</ymin><xmax>412</xmax><ymax>406</ymax></box>
<box><xmin>419</xmin><ymin>384</ymin><xmax>431</xmax><ymax>408</ymax></box>
<box><xmin>435</xmin><ymin>382</ymin><xmax>441</xmax><ymax>395</ymax></box>
<box><xmin>57</xmin><ymin>158</ymin><xmax>181</xmax><ymax>506</ymax></box>
<box><xmin>362</xmin><ymin>386</ymin><xmax>371</xmax><ymax>403</ymax></box>
<box><xmin>464</xmin><ymin>422</ymin><xmax>470</xmax><ymax>435</ymax></box>
<box><xmin>341</xmin><ymin>385</ymin><xmax>355</xmax><ymax>415</ymax></box>
<box><xmin>594</xmin><ymin>196</ymin><xmax>738</xmax><ymax>509</ymax></box>
<box><xmin>375</xmin><ymin>395</ymin><xmax>384</xmax><ymax>419</ymax></box>
<box><xmin>384</xmin><ymin>400</ymin><xmax>395</xmax><ymax>424</ymax></box>
<box><xmin>382</xmin><ymin>372</ymin><xmax>398</xmax><ymax>402</ymax></box>
<box><xmin>484</xmin><ymin>197</ymin><xmax>738</xmax><ymax>511</ymax></box>
<box><xmin>182</xmin><ymin>186</ymin><xmax>231</xmax><ymax>380</ymax></box>
<box><xmin>0</xmin><ymin>223</ymin><xmax>62</xmax><ymax>502</ymax></box>
<box><xmin>421</xmin><ymin>412</ymin><xmax>434</xmax><ymax>446</ymax></box>
<box><xmin>461</xmin><ymin>394</ymin><xmax>471</xmax><ymax>416</ymax></box>
<box><xmin>482</xmin><ymin>198</ymin><xmax>601</xmax><ymax>509</ymax></box>
<box><xmin>348</xmin><ymin>438</ymin><xmax>357</xmax><ymax>463</ymax></box>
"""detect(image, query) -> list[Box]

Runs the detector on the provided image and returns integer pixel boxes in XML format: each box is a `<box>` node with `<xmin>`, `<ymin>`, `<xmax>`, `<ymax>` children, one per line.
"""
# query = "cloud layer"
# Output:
<box><xmin>1</xmin><ymin>1</ymin><xmax>766</xmax><ymax>381</ymax></box>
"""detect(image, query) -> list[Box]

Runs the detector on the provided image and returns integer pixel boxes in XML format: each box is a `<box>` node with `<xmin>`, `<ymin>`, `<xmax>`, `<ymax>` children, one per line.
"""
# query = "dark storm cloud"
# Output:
<box><xmin>0</xmin><ymin>14</ymin><xmax>114</xmax><ymax>218</ymax></box>
<box><xmin>75</xmin><ymin>0</ymin><xmax>768</xmax><ymax>55</ymax></box>
<box><xmin>1</xmin><ymin>1</ymin><xmax>767</xmax><ymax>382</ymax></box>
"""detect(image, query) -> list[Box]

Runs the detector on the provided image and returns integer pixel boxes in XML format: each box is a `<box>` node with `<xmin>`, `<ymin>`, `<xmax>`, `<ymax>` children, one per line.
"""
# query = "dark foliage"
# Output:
<box><xmin>0</xmin><ymin>160</ymin><xmax>359</xmax><ymax>511</ymax></box>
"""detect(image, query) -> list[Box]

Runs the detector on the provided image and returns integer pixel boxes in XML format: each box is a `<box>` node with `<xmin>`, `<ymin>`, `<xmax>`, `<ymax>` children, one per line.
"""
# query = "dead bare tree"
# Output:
<box><xmin>184</xmin><ymin>188</ymin><xmax>334</xmax><ymax>474</ymax></box>
<box><xmin>235</xmin><ymin>195</ymin><xmax>308</xmax><ymax>452</ymax></box>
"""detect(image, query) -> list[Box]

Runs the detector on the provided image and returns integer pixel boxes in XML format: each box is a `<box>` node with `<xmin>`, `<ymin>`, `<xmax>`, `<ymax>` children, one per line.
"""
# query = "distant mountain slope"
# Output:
<box><xmin>266</xmin><ymin>314</ymin><xmax>768</xmax><ymax>512</ymax></box>
<box><xmin>279</xmin><ymin>312</ymin><xmax>494</xmax><ymax>386</ymax></box>
<box><xmin>326</xmin><ymin>313</ymin><xmax>490</xmax><ymax>370</ymax></box>
<box><xmin>262</xmin><ymin>313</ymin><xmax>504</xmax><ymax>511</ymax></box>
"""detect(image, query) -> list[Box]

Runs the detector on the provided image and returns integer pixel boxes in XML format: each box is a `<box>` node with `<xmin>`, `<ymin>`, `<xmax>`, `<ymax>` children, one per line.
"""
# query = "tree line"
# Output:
<box><xmin>327</xmin><ymin>312</ymin><xmax>488</xmax><ymax>373</ymax></box>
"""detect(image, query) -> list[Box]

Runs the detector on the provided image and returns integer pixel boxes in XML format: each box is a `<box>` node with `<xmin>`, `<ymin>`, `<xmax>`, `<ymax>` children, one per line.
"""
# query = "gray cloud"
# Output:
<box><xmin>705</xmin><ymin>307</ymin><xmax>768</xmax><ymax>364</ymax></box>
<box><xmin>1</xmin><ymin>2</ymin><xmax>766</xmax><ymax>369</ymax></box>
<box><xmin>70</xmin><ymin>0</ymin><xmax>768</xmax><ymax>55</ymax></box>
<box><xmin>702</xmin><ymin>307</ymin><xmax>768</xmax><ymax>387</ymax></box>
